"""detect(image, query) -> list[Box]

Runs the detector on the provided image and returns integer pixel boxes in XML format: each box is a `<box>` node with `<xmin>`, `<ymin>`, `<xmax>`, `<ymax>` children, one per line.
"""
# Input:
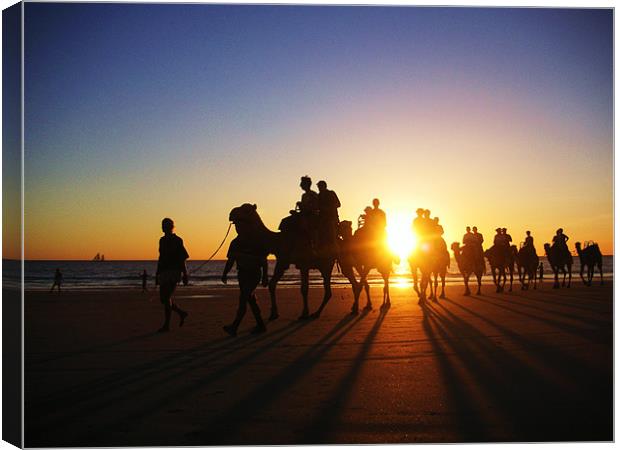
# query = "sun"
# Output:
<box><xmin>386</xmin><ymin>213</ymin><xmax>417</xmax><ymax>265</ymax></box>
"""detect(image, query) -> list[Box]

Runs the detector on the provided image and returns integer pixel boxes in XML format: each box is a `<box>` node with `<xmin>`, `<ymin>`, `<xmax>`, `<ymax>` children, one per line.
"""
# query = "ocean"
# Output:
<box><xmin>5</xmin><ymin>256</ymin><xmax>614</xmax><ymax>290</ymax></box>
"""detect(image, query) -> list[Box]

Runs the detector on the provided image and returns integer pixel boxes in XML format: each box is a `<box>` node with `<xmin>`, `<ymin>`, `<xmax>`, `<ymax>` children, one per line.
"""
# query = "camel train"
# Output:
<box><xmin>227</xmin><ymin>203</ymin><xmax>604</xmax><ymax>321</ymax></box>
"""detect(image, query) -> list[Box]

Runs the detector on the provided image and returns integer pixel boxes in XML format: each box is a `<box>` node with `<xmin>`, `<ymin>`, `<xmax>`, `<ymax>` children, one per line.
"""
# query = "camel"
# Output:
<box><xmin>543</xmin><ymin>243</ymin><xmax>572</xmax><ymax>288</ymax></box>
<box><xmin>338</xmin><ymin>221</ymin><xmax>397</xmax><ymax>314</ymax></box>
<box><xmin>228</xmin><ymin>204</ymin><xmax>359</xmax><ymax>320</ymax></box>
<box><xmin>575</xmin><ymin>241</ymin><xmax>603</xmax><ymax>286</ymax></box>
<box><xmin>410</xmin><ymin>239</ymin><xmax>450</xmax><ymax>304</ymax></box>
<box><xmin>484</xmin><ymin>244</ymin><xmax>517</xmax><ymax>293</ymax></box>
<box><xmin>451</xmin><ymin>242</ymin><xmax>485</xmax><ymax>296</ymax></box>
<box><xmin>516</xmin><ymin>244</ymin><xmax>539</xmax><ymax>290</ymax></box>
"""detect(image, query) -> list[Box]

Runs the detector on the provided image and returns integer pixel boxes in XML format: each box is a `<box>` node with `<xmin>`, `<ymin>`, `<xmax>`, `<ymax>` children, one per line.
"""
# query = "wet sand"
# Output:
<box><xmin>24</xmin><ymin>280</ymin><xmax>613</xmax><ymax>446</ymax></box>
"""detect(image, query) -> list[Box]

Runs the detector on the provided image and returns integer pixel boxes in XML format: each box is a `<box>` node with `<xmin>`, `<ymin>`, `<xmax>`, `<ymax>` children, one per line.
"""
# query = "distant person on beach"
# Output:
<box><xmin>221</xmin><ymin>236</ymin><xmax>268</xmax><ymax>336</ymax></box>
<box><xmin>155</xmin><ymin>218</ymin><xmax>189</xmax><ymax>333</ymax></box>
<box><xmin>50</xmin><ymin>268</ymin><xmax>63</xmax><ymax>293</ymax></box>
<box><xmin>141</xmin><ymin>270</ymin><xmax>148</xmax><ymax>292</ymax></box>
<box><xmin>538</xmin><ymin>262</ymin><xmax>544</xmax><ymax>281</ymax></box>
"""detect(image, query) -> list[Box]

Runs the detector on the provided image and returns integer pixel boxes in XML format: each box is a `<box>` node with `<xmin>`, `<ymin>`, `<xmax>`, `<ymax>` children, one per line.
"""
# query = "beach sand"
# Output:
<box><xmin>24</xmin><ymin>280</ymin><xmax>612</xmax><ymax>446</ymax></box>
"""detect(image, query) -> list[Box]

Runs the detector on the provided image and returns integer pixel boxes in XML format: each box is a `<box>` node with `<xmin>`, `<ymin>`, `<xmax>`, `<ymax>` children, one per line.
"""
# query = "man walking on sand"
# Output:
<box><xmin>155</xmin><ymin>218</ymin><xmax>189</xmax><ymax>333</ymax></box>
<box><xmin>50</xmin><ymin>268</ymin><xmax>63</xmax><ymax>293</ymax></box>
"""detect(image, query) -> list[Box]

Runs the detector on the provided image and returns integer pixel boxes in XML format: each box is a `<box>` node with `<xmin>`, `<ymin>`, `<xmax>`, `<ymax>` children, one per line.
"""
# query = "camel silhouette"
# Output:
<box><xmin>543</xmin><ymin>242</ymin><xmax>572</xmax><ymax>288</ymax></box>
<box><xmin>451</xmin><ymin>242</ymin><xmax>485</xmax><ymax>296</ymax></box>
<box><xmin>484</xmin><ymin>244</ymin><xmax>517</xmax><ymax>293</ymax></box>
<box><xmin>409</xmin><ymin>240</ymin><xmax>450</xmax><ymax>304</ymax></box>
<box><xmin>516</xmin><ymin>244</ymin><xmax>539</xmax><ymax>290</ymax></box>
<box><xmin>575</xmin><ymin>241</ymin><xmax>603</xmax><ymax>286</ymax></box>
<box><xmin>228</xmin><ymin>204</ymin><xmax>357</xmax><ymax>320</ymax></box>
<box><xmin>337</xmin><ymin>221</ymin><xmax>396</xmax><ymax>313</ymax></box>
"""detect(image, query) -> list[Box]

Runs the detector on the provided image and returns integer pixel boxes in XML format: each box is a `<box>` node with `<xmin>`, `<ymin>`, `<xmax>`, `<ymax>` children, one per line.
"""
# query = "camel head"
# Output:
<box><xmin>229</xmin><ymin>203</ymin><xmax>258</xmax><ymax>223</ymax></box>
<box><xmin>575</xmin><ymin>242</ymin><xmax>582</xmax><ymax>252</ymax></box>
<box><xmin>229</xmin><ymin>203</ymin><xmax>265</xmax><ymax>235</ymax></box>
<box><xmin>451</xmin><ymin>242</ymin><xmax>461</xmax><ymax>254</ymax></box>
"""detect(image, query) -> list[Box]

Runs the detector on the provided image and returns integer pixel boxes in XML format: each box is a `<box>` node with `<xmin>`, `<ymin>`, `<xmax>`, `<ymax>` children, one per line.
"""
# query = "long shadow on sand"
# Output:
<box><xmin>304</xmin><ymin>305</ymin><xmax>390</xmax><ymax>443</ymax></box>
<box><xmin>420</xmin><ymin>301</ymin><xmax>611</xmax><ymax>442</ymax></box>
<box><xmin>466</xmin><ymin>295</ymin><xmax>611</xmax><ymax>345</ymax></box>
<box><xmin>26</xmin><ymin>318</ymin><xmax>315</xmax><ymax>447</ymax></box>
<box><xmin>184</xmin><ymin>310</ymin><xmax>371</xmax><ymax>445</ymax></box>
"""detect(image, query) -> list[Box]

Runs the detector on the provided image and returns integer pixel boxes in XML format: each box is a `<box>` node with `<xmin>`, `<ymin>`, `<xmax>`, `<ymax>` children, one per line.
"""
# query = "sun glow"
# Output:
<box><xmin>386</xmin><ymin>213</ymin><xmax>417</xmax><ymax>266</ymax></box>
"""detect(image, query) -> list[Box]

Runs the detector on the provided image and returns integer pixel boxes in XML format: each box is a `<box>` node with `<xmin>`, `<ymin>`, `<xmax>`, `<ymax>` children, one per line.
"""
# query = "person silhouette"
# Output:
<box><xmin>221</xmin><ymin>236</ymin><xmax>268</xmax><ymax>336</ymax></box>
<box><xmin>463</xmin><ymin>226</ymin><xmax>474</xmax><ymax>245</ymax></box>
<box><xmin>432</xmin><ymin>217</ymin><xmax>444</xmax><ymax>237</ymax></box>
<box><xmin>155</xmin><ymin>218</ymin><xmax>189</xmax><ymax>333</ymax></box>
<box><xmin>493</xmin><ymin>228</ymin><xmax>504</xmax><ymax>246</ymax></box>
<box><xmin>472</xmin><ymin>226</ymin><xmax>483</xmax><ymax>246</ymax></box>
<box><xmin>358</xmin><ymin>206</ymin><xmax>373</xmax><ymax>229</ymax></box>
<box><xmin>524</xmin><ymin>230</ymin><xmax>534</xmax><ymax>249</ymax></box>
<box><xmin>141</xmin><ymin>269</ymin><xmax>148</xmax><ymax>292</ymax></box>
<box><xmin>367</xmin><ymin>198</ymin><xmax>387</xmax><ymax>244</ymax></box>
<box><xmin>370</xmin><ymin>199</ymin><xmax>387</xmax><ymax>229</ymax></box>
<box><xmin>538</xmin><ymin>262</ymin><xmax>544</xmax><ymax>281</ymax></box>
<box><xmin>553</xmin><ymin>228</ymin><xmax>569</xmax><ymax>247</ymax></box>
<box><xmin>297</xmin><ymin>176</ymin><xmax>319</xmax><ymax>248</ymax></box>
<box><xmin>472</xmin><ymin>226</ymin><xmax>484</xmax><ymax>265</ymax></box>
<box><xmin>317</xmin><ymin>180</ymin><xmax>341</xmax><ymax>250</ymax></box>
<box><xmin>50</xmin><ymin>268</ymin><xmax>63</xmax><ymax>293</ymax></box>
<box><xmin>412</xmin><ymin>208</ymin><xmax>425</xmax><ymax>238</ymax></box>
<box><xmin>502</xmin><ymin>228</ymin><xmax>513</xmax><ymax>245</ymax></box>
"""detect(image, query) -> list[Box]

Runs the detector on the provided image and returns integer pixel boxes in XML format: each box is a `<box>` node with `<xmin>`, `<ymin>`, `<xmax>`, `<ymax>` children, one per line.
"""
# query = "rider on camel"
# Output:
<box><xmin>296</xmin><ymin>176</ymin><xmax>319</xmax><ymax>249</ymax></box>
<box><xmin>472</xmin><ymin>226</ymin><xmax>484</xmax><ymax>266</ymax></box>
<box><xmin>552</xmin><ymin>228</ymin><xmax>570</xmax><ymax>258</ymax></box>
<box><xmin>317</xmin><ymin>180</ymin><xmax>340</xmax><ymax>252</ymax></box>
<box><xmin>463</xmin><ymin>226</ymin><xmax>475</xmax><ymax>246</ymax></box>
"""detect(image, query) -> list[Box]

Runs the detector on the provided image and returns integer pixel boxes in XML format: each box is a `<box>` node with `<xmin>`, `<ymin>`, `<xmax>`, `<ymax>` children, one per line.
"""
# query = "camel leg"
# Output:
<box><xmin>476</xmin><ymin>273</ymin><xmax>482</xmax><ymax>295</ymax></box>
<box><xmin>411</xmin><ymin>266</ymin><xmax>419</xmax><ymax>295</ymax></box>
<box><xmin>267</xmin><ymin>262</ymin><xmax>286</xmax><ymax>321</ymax></box>
<box><xmin>419</xmin><ymin>273</ymin><xmax>428</xmax><ymax>304</ymax></box>
<box><xmin>567</xmin><ymin>266</ymin><xmax>572</xmax><ymax>288</ymax></box>
<box><xmin>599</xmin><ymin>263</ymin><xmax>604</xmax><ymax>285</ymax></box>
<box><xmin>561</xmin><ymin>268</ymin><xmax>566</xmax><ymax>287</ymax></box>
<box><xmin>508</xmin><ymin>266</ymin><xmax>513</xmax><ymax>292</ymax></box>
<box><xmin>429</xmin><ymin>273</ymin><xmax>436</xmax><ymax>301</ymax></box>
<box><xmin>553</xmin><ymin>268</ymin><xmax>560</xmax><ymax>288</ymax></box>
<box><xmin>360</xmin><ymin>268</ymin><xmax>372</xmax><ymax>311</ymax></box>
<box><xmin>312</xmin><ymin>265</ymin><xmax>334</xmax><ymax>319</ymax></box>
<box><xmin>439</xmin><ymin>272</ymin><xmax>446</xmax><ymax>299</ymax></box>
<box><xmin>579</xmin><ymin>263</ymin><xmax>586</xmax><ymax>285</ymax></box>
<box><xmin>382</xmin><ymin>273</ymin><xmax>391</xmax><ymax>308</ymax></box>
<box><xmin>463</xmin><ymin>273</ymin><xmax>471</xmax><ymax>296</ymax></box>
<box><xmin>342</xmin><ymin>266</ymin><xmax>361</xmax><ymax>314</ymax></box>
<box><xmin>298</xmin><ymin>269</ymin><xmax>310</xmax><ymax>320</ymax></box>
<box><xmin>499</xmin><ymin>268</ymin><xmax>506</xmax><ymax>293</ymax></box>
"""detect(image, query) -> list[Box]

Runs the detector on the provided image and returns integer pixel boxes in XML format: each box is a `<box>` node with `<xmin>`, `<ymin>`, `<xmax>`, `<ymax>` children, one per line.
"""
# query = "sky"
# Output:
<box><xmin>16</xmin><ymin>4</ymin><xmax>613</xmax><ymax>260</ymax></box>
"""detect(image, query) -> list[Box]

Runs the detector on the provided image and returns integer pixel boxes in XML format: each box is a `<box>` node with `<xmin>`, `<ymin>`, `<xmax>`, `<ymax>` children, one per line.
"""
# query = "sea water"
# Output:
<box><xmin>10</xmin><ymin>256</ymin><xmax>614</xmax><ymax>290</ymax></box>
